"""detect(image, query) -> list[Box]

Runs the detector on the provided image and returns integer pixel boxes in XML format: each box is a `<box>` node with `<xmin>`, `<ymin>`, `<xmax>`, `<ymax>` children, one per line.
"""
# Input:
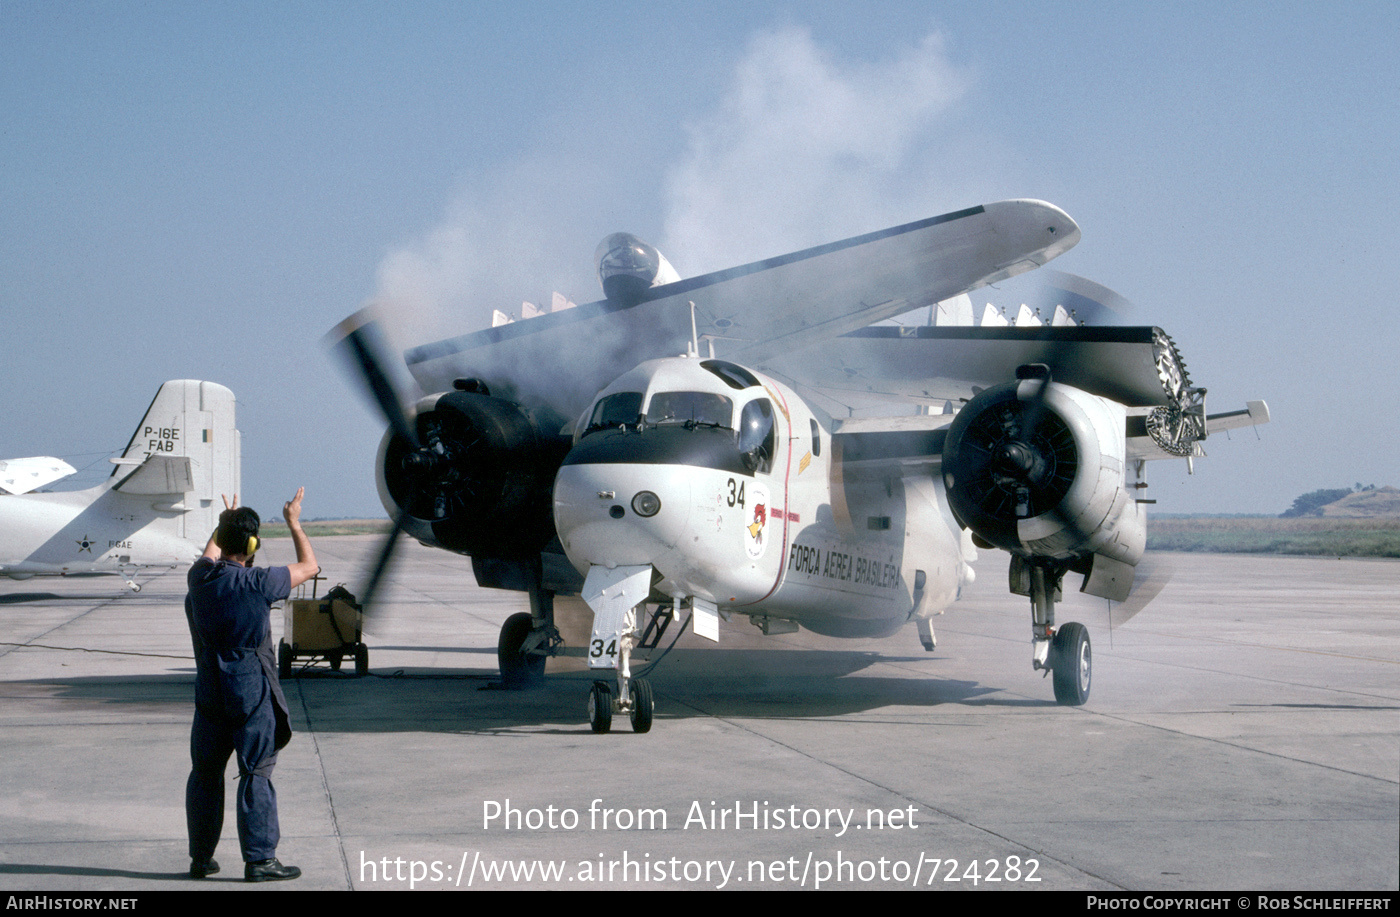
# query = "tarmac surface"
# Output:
<box><xmin>0</xmin><ymin>536</ymin><xmax>1396</xmax><ymax>891</ymax></box>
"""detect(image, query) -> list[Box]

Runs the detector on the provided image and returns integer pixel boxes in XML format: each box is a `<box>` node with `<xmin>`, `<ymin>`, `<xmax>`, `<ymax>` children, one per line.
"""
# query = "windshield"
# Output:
<box><xmin>645</xmin><ymin>391</ymin><xmax>732</xmax><ymax>428</ymax></box>
<box><xmin>585</xmin><ymin>391</ymin><xmax>644</xmax><ymax>433</ymax></box>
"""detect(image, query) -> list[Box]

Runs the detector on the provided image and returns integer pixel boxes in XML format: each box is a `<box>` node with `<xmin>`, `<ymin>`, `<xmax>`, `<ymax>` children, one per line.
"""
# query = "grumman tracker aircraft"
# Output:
<box><xmin>0</xmin><ymin>380</ymin><xmax>240</xmax><ymax>591</ymax></box>
<box><xmin>333</xmin><ymin>200</ymin><xmax>1268</xmax><ymax>734</ymax></box>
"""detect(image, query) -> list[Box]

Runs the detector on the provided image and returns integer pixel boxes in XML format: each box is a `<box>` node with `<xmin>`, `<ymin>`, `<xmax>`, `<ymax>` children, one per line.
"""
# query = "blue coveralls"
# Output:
<box><xmin>184</xmin><ymin>558</ymin><xmax>293</xmax><ymax>864</ymax></box>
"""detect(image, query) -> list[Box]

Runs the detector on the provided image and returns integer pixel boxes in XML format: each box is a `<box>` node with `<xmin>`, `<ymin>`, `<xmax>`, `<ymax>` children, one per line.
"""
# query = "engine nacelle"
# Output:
<box><xmin>942</xmin><ymin>378</ymin><xmax>1144</xmax><ymax>598</ymax></box>
<box><xmin>376</xmin><ymin>390</ymin><xmax>570</xmax><ymax>559</ymax></box>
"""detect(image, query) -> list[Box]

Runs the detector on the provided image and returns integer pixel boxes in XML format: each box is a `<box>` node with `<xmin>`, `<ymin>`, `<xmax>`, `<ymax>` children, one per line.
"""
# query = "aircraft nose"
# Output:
<box><xmin>553</xmin><ymin>463</ymin><xmax>694</xmax><ymax>571</ymax></box>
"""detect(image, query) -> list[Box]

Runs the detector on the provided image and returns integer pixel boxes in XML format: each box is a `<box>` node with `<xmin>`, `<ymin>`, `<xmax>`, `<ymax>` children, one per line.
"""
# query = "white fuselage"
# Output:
<box><xmin>0</xmin><ymin>484</ymin><xmax>199</xmax><ymax>578</ymax></box>
<box><xmin>553</xmin><ymin>356</ymin><xmax>972</xmax><ymax>638</ymax></box>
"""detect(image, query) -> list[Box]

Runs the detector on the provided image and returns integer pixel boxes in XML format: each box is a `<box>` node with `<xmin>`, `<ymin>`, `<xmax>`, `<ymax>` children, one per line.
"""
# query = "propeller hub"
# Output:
<box><xmin>994</xmin><ymin>441</ymin><xmax>1038</xmax><ymax>479</ymax></box>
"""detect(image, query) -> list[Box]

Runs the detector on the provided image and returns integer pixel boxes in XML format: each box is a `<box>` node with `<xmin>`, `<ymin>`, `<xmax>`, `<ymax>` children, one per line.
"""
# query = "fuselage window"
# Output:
<box><xmin>645</xmin><ymin>391</ymin><xmax>733</xmax><ymax>428</ymax></box>
<box><xmin>810</xmin><ymin>418</ymin><xmax>821</xmax><ymax>457</ymax></box>
<box><xmin>738</xmin><ymin>399</ymin><xmax>776</xmax><ymax>474</ymax></box>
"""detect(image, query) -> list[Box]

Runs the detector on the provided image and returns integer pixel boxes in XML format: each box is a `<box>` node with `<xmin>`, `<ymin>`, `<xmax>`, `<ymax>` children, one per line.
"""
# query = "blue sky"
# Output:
<box><xmin>2</xmin><ymin>1</ymin><xmax>1395</xmax><ymax>519</ymax></box>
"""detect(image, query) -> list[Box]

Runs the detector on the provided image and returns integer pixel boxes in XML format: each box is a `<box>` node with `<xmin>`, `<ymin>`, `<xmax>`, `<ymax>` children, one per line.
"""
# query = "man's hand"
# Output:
<box><xmin>222</xmin><ymin>494</ymin><xmax>238</xmax><ymax>511</ymax></box>
<box><xmin>284</xmin><ymin>487</ymin><xmax>318</xmax><ymax>588</ymax></box>
<box><xmin>284</xmin><ymin>487</ymin><xmax>305</xmax><ymax>528</ymax></box>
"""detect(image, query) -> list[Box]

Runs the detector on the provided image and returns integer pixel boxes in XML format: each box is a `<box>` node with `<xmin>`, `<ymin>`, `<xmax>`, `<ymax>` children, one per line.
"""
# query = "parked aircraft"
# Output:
<box><xmin>0</xmin><ymin>380</ymin><xmax>240</xmax><ymax>591</ymax></box>
<box><xmin>332</xmin><ymin>200</ymin><xmax>1268</xmax><ymax>732</ymax></box>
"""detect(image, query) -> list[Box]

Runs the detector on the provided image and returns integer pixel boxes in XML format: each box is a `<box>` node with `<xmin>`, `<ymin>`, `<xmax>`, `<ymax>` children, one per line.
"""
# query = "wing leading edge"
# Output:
<box><xmin>406</xmin><ymin>200</ymin><xmax>1080</xmax><ymax>419</ymax></box>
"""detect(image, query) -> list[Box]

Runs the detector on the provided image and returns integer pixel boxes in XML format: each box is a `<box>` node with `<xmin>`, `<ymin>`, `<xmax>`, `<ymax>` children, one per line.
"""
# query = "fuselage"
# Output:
<box><xmin>552</xmin><ymin>356</ymin><xmax>972</xmax><ymax>638</ymax></box>
<box><xmin>0</xmin><ymin>484</ymin><xmax>198</xmax><ymax>578</ymax></box>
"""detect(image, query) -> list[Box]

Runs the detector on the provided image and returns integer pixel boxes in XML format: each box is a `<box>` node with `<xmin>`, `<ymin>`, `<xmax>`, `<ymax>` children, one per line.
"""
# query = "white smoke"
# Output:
<box><xmin>372</xmin><ymin>157</ymin><xmax>610</xmax><ymax>351</ymax></box>
<box><xmin>372</xmin><ymin>27</ymin><xmax>999</xmax><ymax>348</ymax></box>
<box><xmin>659</xmin><ymin>27</ymin><xmax>979</xmax><ymax>276</ymax></box>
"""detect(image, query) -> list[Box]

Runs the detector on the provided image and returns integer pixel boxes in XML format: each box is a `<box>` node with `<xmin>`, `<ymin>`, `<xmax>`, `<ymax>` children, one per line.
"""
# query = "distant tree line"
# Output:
<box><xmin>1281</xmin><ymin>484</ymin><xmax>1381</xmax><ymax>518</ymax></box>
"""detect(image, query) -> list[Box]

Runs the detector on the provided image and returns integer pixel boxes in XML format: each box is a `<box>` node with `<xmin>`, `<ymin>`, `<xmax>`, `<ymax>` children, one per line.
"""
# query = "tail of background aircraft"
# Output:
<box><xmin>109</xmin><ymin>380</ymin><xmax>240</xmax><ymax>543</ymax></box>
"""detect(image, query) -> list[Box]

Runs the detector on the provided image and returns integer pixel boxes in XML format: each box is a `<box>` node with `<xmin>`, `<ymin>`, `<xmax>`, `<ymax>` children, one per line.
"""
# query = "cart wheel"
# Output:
<box><xmin>355</xmin><ymin>643</ymin><xmax>368</xmax><ymax>676</ymax></box>
<box><xmin>329</xmin><ymin>653</ymin><xmax>342</xmax><ymax>671</ymax></box>
<box><xmin>278</xmin><ymin>640</ymin><xmax>291</xmax><ymax>679</ymax></box>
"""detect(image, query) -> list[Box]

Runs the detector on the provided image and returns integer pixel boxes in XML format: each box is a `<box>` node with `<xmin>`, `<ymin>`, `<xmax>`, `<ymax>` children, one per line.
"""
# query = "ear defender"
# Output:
<box><xmin>246</xmin><ymin>534</ymin><xmax>259</xmax><ymax>555</ymax></box>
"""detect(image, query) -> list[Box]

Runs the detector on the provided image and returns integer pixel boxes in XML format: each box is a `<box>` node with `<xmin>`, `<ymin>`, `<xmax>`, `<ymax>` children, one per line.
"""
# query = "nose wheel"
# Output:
<box><xmin>587</xmin><ymin>677</ymin><xmax>653</xmax><ymax>734</ymax></box>
<box><xmin>588</xmin><ymin>681</ymin><xmax>613</xmax><ymax>733</ymax></box>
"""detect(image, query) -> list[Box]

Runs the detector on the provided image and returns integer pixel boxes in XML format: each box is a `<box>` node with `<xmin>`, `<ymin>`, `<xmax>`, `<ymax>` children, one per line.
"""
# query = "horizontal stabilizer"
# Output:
<box><xmin>114</xmin><ymin>453</ymin><xmax>194</xmax><ymax>496</ymax></box>
<box><xmin>0</xmin><ymin>456</ymin><xmax>76</xmax><ymax>495</ymax></box>
<box><xmin>1207</xmin><ymin>400</ymin><xmax>1270</xmax><ymax>434</ymax></box>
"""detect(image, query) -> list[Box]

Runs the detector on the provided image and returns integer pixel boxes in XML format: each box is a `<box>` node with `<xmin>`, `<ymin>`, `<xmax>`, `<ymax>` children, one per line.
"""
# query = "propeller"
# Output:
<box><xmin>946</xmin><ymin>273</ymin><xmax>1175</xmax><ymax>618</ymax></box>
<box><xmin>326</xmin><ymin>307</ymin><xmax>423</xmax><ymax>613</ymax></box>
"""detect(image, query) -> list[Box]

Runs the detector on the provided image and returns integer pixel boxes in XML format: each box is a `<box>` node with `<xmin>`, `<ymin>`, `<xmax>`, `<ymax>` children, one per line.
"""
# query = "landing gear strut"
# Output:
<box><xmin>1015</xmin><ymin>557</ymin><xmax>1091</xmax><ymax>706</ymax></box>
<box><xmin>496</xmin><ymin>566</ymin><xmax>562</xmax><ymax>689</ymax></box>
<box><xmin>581</xmin><ymin>564</ymin><xmax>659</xmax><ymax>734</ymax></box>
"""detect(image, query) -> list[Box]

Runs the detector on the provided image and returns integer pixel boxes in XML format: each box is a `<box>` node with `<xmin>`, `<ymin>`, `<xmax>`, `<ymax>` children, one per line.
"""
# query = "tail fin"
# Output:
<box><xmin>110</xmin><ymin>380</ymin><xmax>240</xmax><ymax>542</ymax></box>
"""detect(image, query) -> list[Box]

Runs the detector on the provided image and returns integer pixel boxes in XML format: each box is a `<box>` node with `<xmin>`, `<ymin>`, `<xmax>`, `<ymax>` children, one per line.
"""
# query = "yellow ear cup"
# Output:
<box><xmin>246</xmin><ymin>534</ymin><xmax>259</xmax><ymax>555</ymax></box>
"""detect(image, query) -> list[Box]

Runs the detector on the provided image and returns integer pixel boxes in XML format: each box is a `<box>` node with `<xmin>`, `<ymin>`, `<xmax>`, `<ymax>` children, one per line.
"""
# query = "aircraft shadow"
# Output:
<box><xmin>6</xmin><ymin>646</ymin><xmax>1051</xmax><ymax>736</ymax></box>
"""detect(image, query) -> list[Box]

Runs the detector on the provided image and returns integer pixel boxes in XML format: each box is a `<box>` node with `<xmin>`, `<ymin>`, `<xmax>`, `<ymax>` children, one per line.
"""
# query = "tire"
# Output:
<box><xmin>278</xmin><ymin>640</ymin><xmax>292</xmax><ymax>680</ymax></box>
<box><xmin>497</xmin><ymin>612</ymin><xmax>546</xmax><ymax>689</ymax></box>
<box><xmin>1051</xmin><ymin>622</ymin><xmax>1091</xmax><ymax>706</ymax></box>
<box><xmin>629</xmin><ymin>678</ymin><xmax>654</xmax><ymax>734</ymax></box>
<box><xmin>354</xmin><ymin>643</ymin><xmax>368</xmax><ymax>676</ymax></box>
<box><xmin>588</xmin><ymin>681</ymin><xmax>613</xmax><ymax>734</ymax></box>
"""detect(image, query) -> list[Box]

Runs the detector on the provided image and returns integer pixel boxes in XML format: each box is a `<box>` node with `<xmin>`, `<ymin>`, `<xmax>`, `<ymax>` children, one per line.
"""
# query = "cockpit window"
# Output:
<box><xmin>645</xmin><ymin>391</ymin><xmax>732</xmax><ymax>428</ymax></box>
<box><xmin>701</xmin><ymin>360</ymin><xmax>761</xmax><ymax>391</ymax></box>
<box><xmin>585</xmin><ymin>391</ymin><xmax>644</xmax><ymax>433</ymax></box>
<box><xmin>738</xmin><ymin>399</ymin><xmax>776</xmax><ymax>473</ymax></box>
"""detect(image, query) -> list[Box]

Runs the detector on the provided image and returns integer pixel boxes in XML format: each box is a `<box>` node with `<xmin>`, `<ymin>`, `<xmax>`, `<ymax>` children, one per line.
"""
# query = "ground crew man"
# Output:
<box><xmin>184</xmin><ymin>488</ymin><xmax>318</xmax><ymax>882</ymax></box>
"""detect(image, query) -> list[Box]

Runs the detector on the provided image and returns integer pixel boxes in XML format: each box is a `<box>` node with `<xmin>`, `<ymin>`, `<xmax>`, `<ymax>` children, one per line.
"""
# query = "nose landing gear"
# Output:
<box><xmin>581</xmin><ymin>564</ymin><xmax>660</xmax><ymax>734</ymax></box>
<box><xmin>587</xmin><ymin>676</ymin><xmax>654</xmax><ymax>734</ymax></box>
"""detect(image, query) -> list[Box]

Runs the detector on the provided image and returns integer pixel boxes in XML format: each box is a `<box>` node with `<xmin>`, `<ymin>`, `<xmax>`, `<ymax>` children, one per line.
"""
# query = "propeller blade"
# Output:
<box><xmin>327</xmin><ymin>307</ymin><xmax>419</xmax><ymax>449</ymax></box>
<box><xmin>1031</xmin><ymin>269</ymin><xmax>1134</xmax><ymax>325</ymax></box>
<box><xmin>356</xmin><ymin>503</ymin><xmax>414</xmax><ymax>615</ymax></box>
<box><xmin>1109</xmin><ymin>554</ymin><xmax>1173</xmax><ymax>628</ymax></box>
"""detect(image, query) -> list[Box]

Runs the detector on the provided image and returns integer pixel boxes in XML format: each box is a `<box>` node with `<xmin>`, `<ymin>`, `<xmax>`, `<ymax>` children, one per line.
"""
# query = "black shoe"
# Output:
<box><xmin>189</xmin><ymin>858</ymin><xmax>219</xmax><ymax>878</ymax></box>
<box><xmin>245</xmin><ymin>858</ymin><xmax>301</xmax><ymax>882</ymax></box>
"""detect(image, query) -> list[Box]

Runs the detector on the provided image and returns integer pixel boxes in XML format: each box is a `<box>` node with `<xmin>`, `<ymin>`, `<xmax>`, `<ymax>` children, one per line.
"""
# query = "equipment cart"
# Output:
<box><xmin>278</xmin><ymin>577</ymin><xmax>367</xmax><ymax>677</ymax></box>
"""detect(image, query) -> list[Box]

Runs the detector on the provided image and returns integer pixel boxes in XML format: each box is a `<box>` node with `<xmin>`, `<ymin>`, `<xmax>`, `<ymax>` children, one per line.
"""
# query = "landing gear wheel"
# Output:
<box><xmin>588</xmin><ymin>681</ymin><xmax>613</xmax><ymax>734</ymax></box>
<box><xmin>629</xmin><ymin>678</ymin><xmax>653</xmax><ymax>734</ymax></box>
<box><xmin>497</xmin><ymin>612</ymin><xmax>545</xmax><ymax>689</ymax></box>
<box><xmin>1051</xmin><ymin>622</ymin><xmax>1091</xmax><ymax>706</ymax></box>
<box><xmin>354</xmin><ymin>643</ymin><xmax>368</xmax><ymax>676</ymax></box>
<box><xmin>278</xmin><ymin>640</ymin><xmax>292</xmax><ymax>680</ymax></box>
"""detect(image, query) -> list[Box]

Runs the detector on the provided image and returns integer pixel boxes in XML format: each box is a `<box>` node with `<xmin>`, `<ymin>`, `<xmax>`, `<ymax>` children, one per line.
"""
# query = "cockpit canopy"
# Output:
<box><xmin>576</xmin><ymin>358</ymin><xmax>778</xmax><ymax>473</ymax></box>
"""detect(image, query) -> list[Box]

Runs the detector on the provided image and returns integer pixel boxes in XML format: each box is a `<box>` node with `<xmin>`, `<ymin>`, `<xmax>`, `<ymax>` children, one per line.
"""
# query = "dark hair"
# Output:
<box><xmin>215</xmin><ymin>507</ymin><xmax>261</xmax><ymax>555</ymax></box>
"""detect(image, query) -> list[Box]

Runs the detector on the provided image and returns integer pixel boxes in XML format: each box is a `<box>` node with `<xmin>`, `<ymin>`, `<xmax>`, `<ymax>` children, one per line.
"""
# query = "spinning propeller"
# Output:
<box><xmin>328</xmin><ymin>307</ymin><xmax>569</xmax><ymax>615</ymax></box>
<box><xmin>326</xmin><ymin>309</ymin><xmax>423</xmax><ymax>612</ymax></box>
<box><xmin>943</xmin><ymin>273</ymin><xmax>1171</xmax><ymax>623</ymax></box>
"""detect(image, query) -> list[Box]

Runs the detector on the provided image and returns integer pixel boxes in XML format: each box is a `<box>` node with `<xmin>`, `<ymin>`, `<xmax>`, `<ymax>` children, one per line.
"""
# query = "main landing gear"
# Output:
<box><xmin>1016</xmin><ymin>558</ymin><xmax>1091</xmax><ymax>706</ymax></box>
<box><xmin>496</xmin><ymin>575</ymin><xmax>563</xmax><ymax>689</ymax></box>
